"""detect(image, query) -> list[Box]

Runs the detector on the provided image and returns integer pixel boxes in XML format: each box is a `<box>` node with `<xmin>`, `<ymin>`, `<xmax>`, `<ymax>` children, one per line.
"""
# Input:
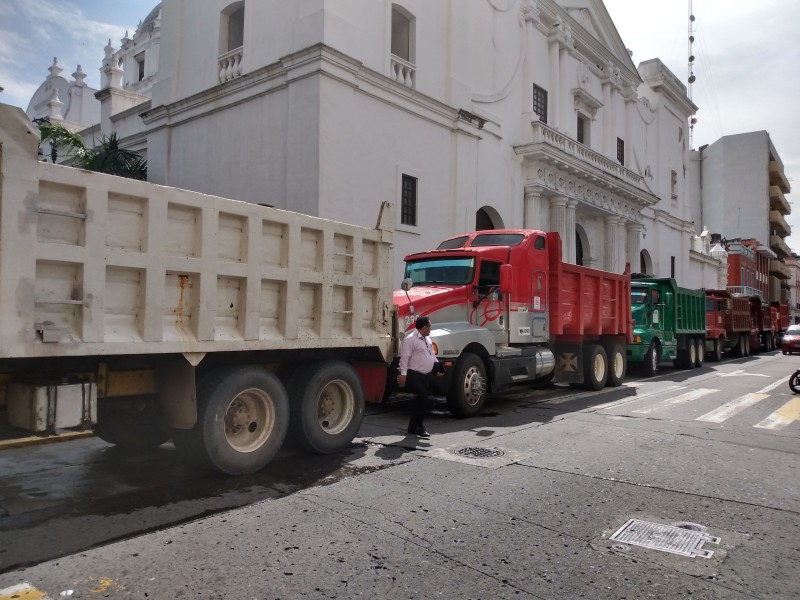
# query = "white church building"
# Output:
<box><xmin>25</xmin><ymin>0</ymin><xmax>723</xmax><ymax>284</ymax></box>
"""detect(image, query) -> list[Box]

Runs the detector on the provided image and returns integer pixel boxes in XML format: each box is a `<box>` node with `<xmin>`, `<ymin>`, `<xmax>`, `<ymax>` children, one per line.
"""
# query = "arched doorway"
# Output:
<box><xmin>475</xmin><ymin>206</ymin><xmax>504</xmax><ymax>231</ymax></box>
<box><xmin>639</xmin><ymin>249</ymin><xmax>653</xmax><ymax>276</ymax></box>
<box><xmin>575</xmin><ymin>224</ymin><xmax>590</xmax><ymax>266</ymax></box>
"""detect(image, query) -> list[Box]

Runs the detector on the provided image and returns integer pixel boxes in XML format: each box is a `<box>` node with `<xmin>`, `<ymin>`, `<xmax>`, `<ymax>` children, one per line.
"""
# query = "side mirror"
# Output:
<box><xmin>499</xmin><ymin>265</ymin><xmax>512</xmax><ymax>294</ymax></box>
<box><xmin>401</xmin><ymin>278</ymin><xmax>413</xmax><ymax>292</ymax></box>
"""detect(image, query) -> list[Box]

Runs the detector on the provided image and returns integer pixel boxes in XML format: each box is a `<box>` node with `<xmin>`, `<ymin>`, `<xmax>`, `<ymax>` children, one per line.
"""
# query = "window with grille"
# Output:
<box><xmin>532</xmin><ymin>84</ymin><xmax>548</xmax><ymax>124</ymax></box>
<box><xmin>401</xmin><ymin>174</ymin><xmax>417</xmax><ymax>226</ymax></box>
<box><xmin>616</xmin><ymin>137</ymin><xmax>625</xmax><ymax>165</ymax></box>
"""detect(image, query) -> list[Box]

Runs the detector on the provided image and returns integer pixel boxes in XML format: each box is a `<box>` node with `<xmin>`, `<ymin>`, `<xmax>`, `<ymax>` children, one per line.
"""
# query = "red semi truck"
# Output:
<box><xmin>389</xmin><ymin>229</ymin><xmax>632</xmax><ymax>418</ymax></box>
<box><xmin>705</xmin><ymin>290</ymin><xmax>752</xmax><ymax>360</ymax></box>
<box><xmin>771</xmin><ymin>301</ymin><xmax>791</xmax><ymax>343</ymax></box>
<box><xmin>749</xmin><ymin>296</ymin><xmax>777</xmax><ymax>352</ymax></box>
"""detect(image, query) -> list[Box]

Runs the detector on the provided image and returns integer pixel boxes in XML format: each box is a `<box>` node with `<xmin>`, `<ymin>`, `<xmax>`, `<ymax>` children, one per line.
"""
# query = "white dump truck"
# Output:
<box><xmin>0</xmin><ymin>104</ymin><xmax>394</xmax><ymax>475</ymax></box>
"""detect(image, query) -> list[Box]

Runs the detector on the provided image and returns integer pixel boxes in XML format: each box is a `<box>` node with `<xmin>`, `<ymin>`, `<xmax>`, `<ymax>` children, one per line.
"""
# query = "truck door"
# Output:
<box><xmin>471</xmin><ymin>260</ymin><xmax>506</xmax><ymax>345</ymax></box>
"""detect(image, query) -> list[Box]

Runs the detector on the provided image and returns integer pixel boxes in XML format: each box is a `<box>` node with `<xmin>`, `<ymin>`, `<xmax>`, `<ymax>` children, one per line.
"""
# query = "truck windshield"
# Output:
<box><xmin>404</xmin><ymin>257</ymin><xmax>475</xmax><ymax>285</ymax></box>
<box><xmin>631</xmin><ymin>288</ymin><xmax>648</xmax><ymax>305</ymax></box>
<box><xmin>706</xmin><ymin>299</ymin><xmax>714</xmax><ymax>311</ymax></box>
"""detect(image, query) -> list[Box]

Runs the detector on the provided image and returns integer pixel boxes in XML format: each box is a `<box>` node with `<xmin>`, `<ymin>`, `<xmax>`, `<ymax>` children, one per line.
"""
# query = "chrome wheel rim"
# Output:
<box><xmin>462</xmin><ymin>365</ymin><xmax>486</xmax><ymax>407</ymax></box>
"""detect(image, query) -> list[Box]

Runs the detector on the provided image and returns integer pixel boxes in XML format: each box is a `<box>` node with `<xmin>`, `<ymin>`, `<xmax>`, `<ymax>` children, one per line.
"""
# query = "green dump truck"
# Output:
<box><xmin>627</xmin><ymin>277</ymin><xmax>707</xmax><ymax>376</ymax></box>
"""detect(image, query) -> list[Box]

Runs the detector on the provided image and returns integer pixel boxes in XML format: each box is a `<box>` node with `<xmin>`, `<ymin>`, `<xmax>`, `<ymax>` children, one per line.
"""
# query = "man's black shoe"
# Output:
<box><xmin>408</xmin><ymin>424</ymin><xmax>430</xmax><ymax>438</ymax></box>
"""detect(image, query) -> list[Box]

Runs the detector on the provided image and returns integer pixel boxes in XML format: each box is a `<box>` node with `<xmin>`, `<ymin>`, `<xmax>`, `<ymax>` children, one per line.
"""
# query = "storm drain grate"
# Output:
<box><xmin>453</xmin><ymin>446</ymin><xmax>505</xmax><ymax>459</ymax></box>
<box><xmin>610</xmin><ymin>519</ymin><xmax>720</xmax><ymax>558</ymax></box>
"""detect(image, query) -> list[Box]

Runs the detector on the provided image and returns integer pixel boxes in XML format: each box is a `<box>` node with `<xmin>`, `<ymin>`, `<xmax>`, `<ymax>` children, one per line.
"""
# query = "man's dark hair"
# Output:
<box><xmin>415</xmin><ymin>316</ymin><xmax>431</xmax><ymax>330</ymax></box>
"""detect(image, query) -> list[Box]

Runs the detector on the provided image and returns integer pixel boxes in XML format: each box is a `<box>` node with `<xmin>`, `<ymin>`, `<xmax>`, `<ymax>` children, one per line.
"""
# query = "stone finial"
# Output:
<box><xmin>72</xmin><ymin>64</ymin><xmax>86</xmax><ymax>86</ymax></box>
<box><xmin>104</xmin><ymin>39</ymin><xmax>115</xmax><ymax>60</ymax></box>
<box><xmin>47</xmin><ymin>88</ymin><xmax>64</xmax><ymax>120</ymax></box>
<box><xmin>48</xmin><ymin>57</ymin><xmax>63</xmax><ymax>79</ymax></box>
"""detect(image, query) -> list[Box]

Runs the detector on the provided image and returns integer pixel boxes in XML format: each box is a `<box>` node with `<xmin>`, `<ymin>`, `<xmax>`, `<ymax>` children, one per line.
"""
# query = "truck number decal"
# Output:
<box><xmin>518</xmin><ymin>327</ymin><xmax>531</xmax><ymax>336</ymax></box>
<box><xmin>653</xmin><ymin>309</ymin><xmax>659</xmax><ymax>325</ymax></box>
<box><xmin>533</xmin><ymin>297</ymin><xmax>541</xmax><ymax>310</ymax></box>
<box><xmin>518</xmin><ymin>306</ymin><xmax>528</xmax><ymax>313</ymax></box>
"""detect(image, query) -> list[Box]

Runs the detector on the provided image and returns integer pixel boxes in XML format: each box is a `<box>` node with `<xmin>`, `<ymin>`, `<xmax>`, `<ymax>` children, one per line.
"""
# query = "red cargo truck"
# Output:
<box><xmin>749</xmin><ymin>296</ymin><xmax>777</xmax><ymax>352</ymax></box>
<box><xmin>704</xmin><ymin>290</ymin><xmax>752</xmax><ymax>360</ymax></box>
<box><xmin>771</xmin><ymin>301</ymin><xmax>791</xmax><ymax>343</ymax></box>
<box><xmin>390</xmin><ymin>230</ymin><xmax>632</xmax><ymax>417</ymax></box>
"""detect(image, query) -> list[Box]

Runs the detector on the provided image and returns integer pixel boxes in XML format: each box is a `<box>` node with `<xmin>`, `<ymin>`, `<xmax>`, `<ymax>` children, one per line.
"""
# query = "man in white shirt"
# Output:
<box><xmin>397</xmin><ymin>316</ymin><xmax>443</xmax><ymax>437</ymax></box>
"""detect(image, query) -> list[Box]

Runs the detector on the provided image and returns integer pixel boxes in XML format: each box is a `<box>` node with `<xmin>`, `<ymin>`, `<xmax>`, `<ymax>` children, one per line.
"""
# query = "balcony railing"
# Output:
<box><xmin>770</xmin><ymin>210</ymin><xmax>791</xmax><ymax>237</ymax></box>
<box><xmin>390</xmin><ymin>55</ymin><xmax>416</xmax><ymax>88</ymax></box>
<box><xmin>770</xmin><ymin>234</ymin><xmax>792</xmax><ymax>258</ymax></box>
<box><xmin>727</xmin><ymin>286</ymin><xmax>763</xmax><ymax>300</ymax></box>
<box><xmin>769</xmin><ymin>160</ymin><xmax>791</xmax><ymax>193</ymax></box>
<box><xmin>219</xmin><ymin>46</ymin><xmax>243</xmax><ymax>84</ymax></box>
<box><xmin>528</xmin><ymin>121</ymin><xmax>644</xmax><ymax>189</ymax></box>
<box><xmin>770</xmin><ymin>185</ymin><xmax>791</xmax><ymax>214</ymax></box>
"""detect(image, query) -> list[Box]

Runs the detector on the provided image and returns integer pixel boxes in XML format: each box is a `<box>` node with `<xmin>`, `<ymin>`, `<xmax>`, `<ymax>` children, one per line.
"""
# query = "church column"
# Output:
<box><xmin>524</xmin><ymin>185</ymin><xmax>543</xmax><ymax>229</ymax></box>
<box><xmin>548</xmin><ymin>39</ymin><xmax>560</xmax><ymax>129</ymax></box>
<box><xmin>602</xmin><ymin>81</ymin><xmax>612</xmax><ymax>156</ymax></box>
<box><xmin>605</xmin><ymin>216</ymin><xmax>620</xmax><ymax>272</ymax></box>
<box><xmin>565</xmin><ymin>200</ymin><xmax>578</xmax><ymax>264</ymax></box>
<box><xmin>549</xmin><ymin>196</ymin><xmax>568</xmax><ymax>260</ymax></box>
<box><xmin>626</xmin><ymin>222</ymin><xmax>643</xmax><ymax>272</ymax></box>
<box><xmin>616</xmin><ymin>220</ymin><xmax>627</xmax><ymax>274</ymax></box>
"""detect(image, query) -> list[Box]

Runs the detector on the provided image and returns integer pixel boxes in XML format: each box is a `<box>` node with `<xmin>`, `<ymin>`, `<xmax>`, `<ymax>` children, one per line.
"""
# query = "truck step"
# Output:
<box><xmin>496</xmin><ymin>346</ymin><xmax>522</xmax><ymax>358</ymax></box>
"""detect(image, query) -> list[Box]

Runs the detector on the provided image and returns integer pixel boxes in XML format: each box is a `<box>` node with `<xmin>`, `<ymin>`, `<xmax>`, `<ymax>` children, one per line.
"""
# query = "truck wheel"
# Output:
<box><xmin>606</xmin><ymin>344</ymin><xmax>625</xmax><ymax>387</ymax></box>
<box><xmin>710</xmin><ymin>339</ymin><xmax>722</xmax><ymax>362</ymax></box>
<box><xmin>447</xmin><ymin>352</ymin><xmax>487</xmax><ymax>418</ymax></box>
<box><xmin>172</xmin><ymin>367</ymin><xmax>289</xmax><ymax>475</ymax></box>
<box><xmin>583</xmin><ymin>344</ymin><xmax>608</xmax><ymax>390</ymax></box>
<box><xmin>694</xmin><ymin>339</ymin><xmax>704</xmax><ymax>368</ymax></box>
<box><xmin>95</xmin><ymin>398</ymin><xmax>171</xmax><ymax>450</ymax></box>
<box><xmin>735</xmin><ymin>336</ymin><xmax>746</xmax><ymax>358</ymax></box>
<box><xmin>287</xmin><ymin>360</ymin><xmax>365</xmax><ymax>454</ymax></box>
<box><xmin>686</xmin><ymin>339</ymin><xmax>698</xmax><ymax>368</ymax></box>
<box><xmin>643</xmin><ymin>341</ymin><xmax>660</xmax><ymax>377</ymax></box>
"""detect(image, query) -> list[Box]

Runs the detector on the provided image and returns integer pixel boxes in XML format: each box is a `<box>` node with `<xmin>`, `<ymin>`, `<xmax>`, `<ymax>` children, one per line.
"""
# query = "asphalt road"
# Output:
<box><xmin>0</xmin><ymin>351</ymin><xmax>798</xmax><ymax>599</ymax></box>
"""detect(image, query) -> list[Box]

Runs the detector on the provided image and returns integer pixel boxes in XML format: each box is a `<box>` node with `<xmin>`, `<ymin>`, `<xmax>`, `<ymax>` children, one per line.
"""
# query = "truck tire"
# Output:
<box><xmin>606</xmin><ymin>343</ymin><xmax>625</xmax><ymax>387</ymax></box>
<box><xmin>686</xmin><ymin>339</ymin><xmax>698</xmax><ymax>368</ymax></box>
<box><xmin>287</xmin><ymin>360</ymin><xmax>365</xmax><ymax>454</ymax></box>
<box><xmin>583</xmin><ymin>344</ymin><xmax>608</xmax><ymax>390</ymax></box>
<box><xmin>735</xmin><ymin>336</ymin><xmax>746</xmax><ymax>358</ymax></box>
<box><xmin>95</xmin><ymin>398</ymin><xmax>171</xmax><ymax>450</ymax></box>
<box><xmin>447</xmin><ymin>352</ymin><xmax>487</xmax><ymax>418</ymax></box>
<box><xmin>694</xmin><ymin>338</ymin><xmax>704</xmax><ymax>368</ymax></box>
<box><xmin>172</xmin><ymin>367</ymin><xmax>289</xmax><ymax>475</ymax></box>
<box><xmin>643</xmin><ymin>341</ymin><xmax>660</xmax><ymax>377</ymax></box>
<box><xmin>710</xmin><ymin>339</ymin><xmax>722</xmax><ymax>362</ymax></box>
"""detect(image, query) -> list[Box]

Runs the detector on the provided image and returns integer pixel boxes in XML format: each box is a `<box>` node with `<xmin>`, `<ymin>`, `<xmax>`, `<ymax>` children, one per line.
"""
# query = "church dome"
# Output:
<box><xmin>136</xmin><ymin>3</ymin><xmax>162</xmax><ymax>36</ymax></box>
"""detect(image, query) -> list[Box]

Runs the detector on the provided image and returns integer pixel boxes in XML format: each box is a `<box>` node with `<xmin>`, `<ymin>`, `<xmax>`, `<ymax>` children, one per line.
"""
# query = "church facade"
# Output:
<box><xmin>26</xmin><ymin>0</ymin><xmax>723</xmax><ymax>283</ymax></box>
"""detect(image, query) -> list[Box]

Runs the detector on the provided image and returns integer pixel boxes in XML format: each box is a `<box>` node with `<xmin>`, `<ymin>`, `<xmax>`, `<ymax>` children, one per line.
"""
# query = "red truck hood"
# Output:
<box><xmin>393</xmin><ymin>285</ymin><xmax>467</xmax><ymax>332</ymax></box>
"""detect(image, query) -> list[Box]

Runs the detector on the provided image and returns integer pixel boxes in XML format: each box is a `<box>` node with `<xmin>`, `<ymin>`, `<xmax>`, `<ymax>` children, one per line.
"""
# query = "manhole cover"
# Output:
<box><xmin>609</xmin><ymin>519</ymin><xmax>720</xmax><ymax>558</ymax></box>
<box><xmin>453</xmin><ymin>446</ymin><xmax>505</xmax><ymax>458</ymax></box>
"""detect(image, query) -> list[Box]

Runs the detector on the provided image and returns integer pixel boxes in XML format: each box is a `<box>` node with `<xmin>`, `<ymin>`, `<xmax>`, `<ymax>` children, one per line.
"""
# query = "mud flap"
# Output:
<box><xmin>553</xmin><ymin>343</ymin><xmax>584</xmax><ymax>384</ymax></box>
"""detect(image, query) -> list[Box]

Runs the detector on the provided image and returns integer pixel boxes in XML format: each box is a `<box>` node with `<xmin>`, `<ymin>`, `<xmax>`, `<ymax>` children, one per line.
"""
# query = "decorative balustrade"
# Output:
<box><xmin>531</xmin><ymin>121</ymin><xmax>643</xmax><ymax>188</ymax></box>
<box><xmin>390</xmin><ymin>55</ymin><xmax>416</xmax><ymax>88</ymax></box>
<box><xmin>218</xmin><ymin>47</ymin><xmax>243</xmax><ymax>84</ymax></box>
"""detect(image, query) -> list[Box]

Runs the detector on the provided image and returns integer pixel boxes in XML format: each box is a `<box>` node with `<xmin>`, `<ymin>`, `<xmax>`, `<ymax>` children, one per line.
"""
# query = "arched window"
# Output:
<box><xmin>390</xmin><ymin>5</ymin><xmax>416</xmax><ymax>87</ymax></box>
<box><xmin>221</xmin><ymin>2</ymin><xmax>245</xmax><ymax>53</ymax></box>
<box><xmin>219</xmin><ymin>2</ymin><xmax>245</xmax><ymax>83</ymax></box>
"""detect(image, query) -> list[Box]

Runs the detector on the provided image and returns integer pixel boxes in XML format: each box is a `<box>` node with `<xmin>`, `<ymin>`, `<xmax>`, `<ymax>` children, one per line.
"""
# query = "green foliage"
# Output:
<box><xmin>36</xmin><ymin>121</ymin><xmax>147</xmax><ymax>181</ymax></box>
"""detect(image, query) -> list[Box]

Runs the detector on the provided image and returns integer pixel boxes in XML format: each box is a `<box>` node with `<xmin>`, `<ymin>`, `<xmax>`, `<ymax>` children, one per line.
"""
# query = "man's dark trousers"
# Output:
<box><xmin>406</xmin><ymin>368</ymin><xmax>433</xmax><ymax>424</ymax></box>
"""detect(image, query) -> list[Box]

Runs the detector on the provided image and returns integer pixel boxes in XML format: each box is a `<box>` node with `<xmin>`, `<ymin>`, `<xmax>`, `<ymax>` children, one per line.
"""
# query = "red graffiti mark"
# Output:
<box><xmin>469</xmin><ymin>301</ymin><xmax>502</xmax><ymax>327</ymax></box>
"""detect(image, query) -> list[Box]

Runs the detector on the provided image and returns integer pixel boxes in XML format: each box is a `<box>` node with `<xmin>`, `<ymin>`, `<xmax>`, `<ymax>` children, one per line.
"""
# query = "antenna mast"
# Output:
<box><xmin>688</xmin><ymin>0</ymin><xmax>697</xmax><ymax>147</ymax></box>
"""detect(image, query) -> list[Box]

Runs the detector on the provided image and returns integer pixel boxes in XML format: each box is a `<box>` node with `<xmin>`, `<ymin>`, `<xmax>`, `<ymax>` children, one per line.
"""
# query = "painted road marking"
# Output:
<box><xmin>0</xmin><ymin>583</ymin><xmax>52</xmax><ymax>600</ymax></box>
<box><xmin>592</xmin><ymin>385</ymin><xmax>681</xmax><ymax>411</ymax></box>
<box><xmin>696</xmin><ymin>394</ymin><xmax>769</xmax><ymax>423</ymax></box>
<box><xmin>632</xmin><ymin>388</ymin><xmax>719</xmax><ymax>414</ymax></box>
<box><xmin>754</xmin><ymin>396</ymin><xmax>800</xmax><ymax>430</ymax></box>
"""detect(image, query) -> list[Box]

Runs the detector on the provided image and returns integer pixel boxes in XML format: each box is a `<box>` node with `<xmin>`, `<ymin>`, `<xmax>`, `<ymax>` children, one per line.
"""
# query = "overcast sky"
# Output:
<box><xmin>1</xmin><ymin>0</ymin><xmax>797</xmax><ymax>250</ymax></box>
